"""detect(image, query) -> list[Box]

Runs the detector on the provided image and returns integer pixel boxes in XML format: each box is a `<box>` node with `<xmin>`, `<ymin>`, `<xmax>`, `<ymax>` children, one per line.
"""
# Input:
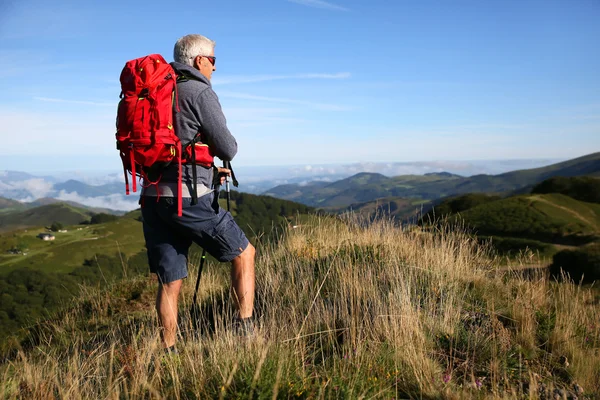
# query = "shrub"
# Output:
<box><xmin>90</xmin><ymin>213</ymin><xmax>120</xmax><ymax>224</ymax></box>
<box><xmin>550</xmin><ymin>243</ymin><xmax>600</xmax><ymax>283</ymax></box>
<box><xmin>49</xmin><ymin>222</ymin><xmax>63</xmax><ymax>232</ymax></box>
<box><xmin>532</xmin><ymin>176</ymin><xmax>600</xmax><ymax>204</ymax></box>
<box><xmin>420</xmin><ymin>193</ymin><xmax>501</xmax><ymax>224</ymax></box>
<box><xmin>479</xmin><ymin>236</ymin><xmax>555</xmax><ymax>257</ymax></box>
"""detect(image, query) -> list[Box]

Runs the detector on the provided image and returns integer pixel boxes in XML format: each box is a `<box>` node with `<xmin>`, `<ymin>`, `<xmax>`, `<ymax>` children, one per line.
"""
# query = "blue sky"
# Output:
<box><xmin>0</xmin><ymin>0</ymin><xmax>598</xmax><ymax>172</ymax></box>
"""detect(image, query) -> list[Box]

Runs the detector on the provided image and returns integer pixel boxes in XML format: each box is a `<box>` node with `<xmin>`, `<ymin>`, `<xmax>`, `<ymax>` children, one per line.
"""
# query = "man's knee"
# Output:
<box><xmin>236</xmin><ymin>242</ymin><xmax>255</xmax><ymax>263</ymax></box>
<box><xmin>159</xmin><ymin>278</ymin><xmax>183</xmax><ymax>294</ymax></box>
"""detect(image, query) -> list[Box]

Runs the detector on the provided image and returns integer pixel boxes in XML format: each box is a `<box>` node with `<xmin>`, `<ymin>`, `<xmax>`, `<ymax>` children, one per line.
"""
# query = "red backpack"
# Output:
<box><xmin>116</xmin><ymin>54</ymin><xmax>214</xmax><ymax>216</ymax></box>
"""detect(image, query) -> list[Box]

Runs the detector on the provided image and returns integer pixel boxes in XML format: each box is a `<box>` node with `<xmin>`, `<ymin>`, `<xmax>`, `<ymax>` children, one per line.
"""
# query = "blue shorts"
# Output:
<box><xmin>141</xmin><ymin>193</ymin><xmax>249</xmax><ymax>283</ymax></box>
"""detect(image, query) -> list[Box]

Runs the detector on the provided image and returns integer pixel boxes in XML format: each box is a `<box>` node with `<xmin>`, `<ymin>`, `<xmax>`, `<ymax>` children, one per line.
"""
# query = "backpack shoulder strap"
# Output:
<box><xmin>176</xmin><ymin>70</ymin><xmax>203</xmax><ymax>84</ymax></box>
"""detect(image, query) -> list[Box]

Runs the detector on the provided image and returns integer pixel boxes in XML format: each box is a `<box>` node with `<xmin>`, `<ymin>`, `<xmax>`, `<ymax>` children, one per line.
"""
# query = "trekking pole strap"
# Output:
<box><xmin>227</xmin><ymin>161</ymin><xmax>239</xmax><ymax>187</ymax></box>
<box><xmin>223</xmin><ymin>160</ymin><xmax>231</xmax><ymax>211</ymax></box>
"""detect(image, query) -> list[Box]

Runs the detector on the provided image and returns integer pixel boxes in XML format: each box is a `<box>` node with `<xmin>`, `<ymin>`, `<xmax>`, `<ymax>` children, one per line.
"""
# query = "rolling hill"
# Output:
<box><xmin>0</xmin><ymin>198</ymin><xmax>26</xmax><ymax>214</ymax></box>
<box><xmin>0</xmin><ymin>196</ymin><xmax>123</xmax><ymax>219</ymax></box>
<box><xmin>333</xmin><ymin>196</ymin><xmax>431</xmax><ymax>223</ymax></box>
<box><xmin>0</xmin><ymin>203</ymin><xmax>93</xmax><ymax>233</ymax></box>
<box><xmin>263</xmin><ymin>152</ymin><xmax>600</xmax><ymax>208</ymax></box>
<box><xmin>0</xmin><ymin>191</ymin><xmax>314</xmax><ymax>274</ymax></box>
<box><xmin>456</xmin><ymin>193</ymin><xmax>600</xmax><ymax>245</ymax></box>
<box><xmin>0</xmin><ymin>191</ymin><xmax>315</xmax><ymax>341</ymax></box>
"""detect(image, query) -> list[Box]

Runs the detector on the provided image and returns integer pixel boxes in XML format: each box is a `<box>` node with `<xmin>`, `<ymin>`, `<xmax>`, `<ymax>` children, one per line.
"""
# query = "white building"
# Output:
<box><xmin>37</xmin><ymin>233</ymin><xmax>55</xmax><ymax>241</ymax></box>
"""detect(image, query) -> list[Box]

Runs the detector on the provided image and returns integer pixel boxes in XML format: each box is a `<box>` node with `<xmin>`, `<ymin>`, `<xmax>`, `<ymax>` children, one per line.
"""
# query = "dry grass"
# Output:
<box><xmin>1</xmin><ymin>214</ymin><xmax>599</xmax><ymax>399</ymax></box>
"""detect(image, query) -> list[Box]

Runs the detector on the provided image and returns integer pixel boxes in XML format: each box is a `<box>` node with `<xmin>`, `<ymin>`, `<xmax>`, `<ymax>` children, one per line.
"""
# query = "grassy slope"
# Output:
<box><xmin>0</xmin><ymin>196</ymin><xmax>123</xmax><ymax>218</ymax></box>
<box><xmin>329</xmin><ymin>196</ymin><xmax>431</xmax><ymax>223</ymax></box>
<box><xmin>0</xmin><ymin>193</ymin><xmax>312</xmax><ymax>276</ymax></box>
<box><xmin>0</xmin><ymin>212</ymin><xmax>145</xmax><ymax>274</ymax></box>
<box><xmin>0</xmin><ymin>203</ymin><xmax>93</xmax><ymax>233</ymax></box>
<box><xmin>2</xmin><ymin>215</ymin><xmax>598</xmax><ymax>398</ymax></box>
<box><xmin>458</xmin><ymin>193</ymin><xmax>600</xmax><ymax>243</ymax></box>
<box><xmin>0</xmin><ymin>198</ymin><xmax>26</xmax><ymax>214</ymax></box>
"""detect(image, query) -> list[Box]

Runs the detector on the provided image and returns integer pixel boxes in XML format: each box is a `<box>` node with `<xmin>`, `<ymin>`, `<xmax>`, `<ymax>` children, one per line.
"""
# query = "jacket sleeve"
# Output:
<box><xmin>195</xmin><ymin>88</ymin><xmax>238</xmax><ymax>161</ymax></box>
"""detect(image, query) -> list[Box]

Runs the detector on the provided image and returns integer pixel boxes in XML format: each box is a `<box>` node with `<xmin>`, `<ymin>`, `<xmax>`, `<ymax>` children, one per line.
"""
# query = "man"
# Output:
<box><xmin>141</xmin><ymin>34</ymin><xmax>256</xmax><ymax>352</ymax></box>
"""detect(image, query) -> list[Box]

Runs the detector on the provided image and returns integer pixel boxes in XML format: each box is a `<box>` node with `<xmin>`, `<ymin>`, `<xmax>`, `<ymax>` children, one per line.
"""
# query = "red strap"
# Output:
<box><xmin>174</xmin><ymin>76</ymin><xmax>181</xmax><ymax>113</ymax></box>
<box><xmin>130</xmin><ymin>149</ymin><xmax>137</xmax><ymax>192</ymax></box>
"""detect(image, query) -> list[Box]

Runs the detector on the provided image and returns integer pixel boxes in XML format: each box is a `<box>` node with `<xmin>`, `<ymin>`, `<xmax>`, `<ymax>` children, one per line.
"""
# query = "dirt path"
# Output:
<box><xmin>530</xmin><ymin>195</ymin><xmax>596</xmax><ymax>227</ymax></box>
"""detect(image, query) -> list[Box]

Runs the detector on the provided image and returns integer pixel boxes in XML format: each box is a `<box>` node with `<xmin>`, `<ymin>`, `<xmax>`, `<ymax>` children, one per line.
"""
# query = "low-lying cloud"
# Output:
<box><xmin>56</xmin><ymin>191</ymin><xmax>139</xmax><ymax>211</ymax></box>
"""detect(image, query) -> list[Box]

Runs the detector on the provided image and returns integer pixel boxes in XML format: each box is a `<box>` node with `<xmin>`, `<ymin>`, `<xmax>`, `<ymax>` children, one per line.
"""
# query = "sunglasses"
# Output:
<box><xmin>202</xmin><ymin>55</ymin><xmax>216</xmax><ymax>66</ymax></box>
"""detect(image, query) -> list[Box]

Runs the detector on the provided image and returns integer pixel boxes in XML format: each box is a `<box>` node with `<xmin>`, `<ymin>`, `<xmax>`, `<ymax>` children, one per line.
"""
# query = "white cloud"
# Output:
<box><xmin>1</xmin><ymin>178</ymin><xmax>54</xmax><ymax>199</ymax></box>
<box><xmin>286</xmin><ymin>0</ymin><xmax>349</xmax><ymax>11</ymax></box>
<box><xmin>21</xmin><ymin>179</ymin><xmax>54</xmax><ymax>197</ymax></box>
<box><xmin>56</xmin><ymin>191</ymin><xmax>139</xmax><ymax>211</ymax></box>
<box><xmin>213</xmin><ymin>72</ymin><xmax>350</xmax><ymax>85</ymax></box>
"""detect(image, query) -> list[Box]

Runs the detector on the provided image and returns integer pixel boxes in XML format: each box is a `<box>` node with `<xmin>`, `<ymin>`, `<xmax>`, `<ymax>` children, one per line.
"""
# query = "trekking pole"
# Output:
<box><xmin>191</xmin><ymin>249</ymin><xmax>206</xmax><ymax>313</ymax></box>
<box><xmin>191</xmin><ymin>163</ymin><xmax>232</xmax><ymax>320</ymax></box>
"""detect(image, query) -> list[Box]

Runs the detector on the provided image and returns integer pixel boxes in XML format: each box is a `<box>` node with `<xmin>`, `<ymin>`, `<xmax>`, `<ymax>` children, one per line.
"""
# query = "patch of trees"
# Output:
<box><xmin>0</xmin><ymin>268</ymin><xmax>78</xmax><ymax>343</ymax></box>
<box><xmin>531</xmin><ymin>176</ymin><xmax>600</xmax><ymax>204</ymax></box>
<box><xmin>479</xmin><ymin>236</ymin><xmax>555</xmax><ymax>257</ymax></box>
<box><xmin>420</xmin><ymin>193</ymin><xmax>501</xmax><ymax>223</ymax></box>
<box><xmin>550</xmin><ymin>244</ymin><xmax>600</xmax><ymax>284</ymax></box>
<box><xmin>228</xmin><ymin>191</ymin><xmax>313</xmax><ymax>241</ymax></box>
<box><xmin>0</xmin><ymin>251</ymin><xmax>148</xmax><ymax>349</ymax></box>
<box><xmin>90</xmin><ymin>213</ymin><xmax>120</xmax><ymax>224</ymax></box>
<box><xmin>49</xmin><ymin>222</ymin><xmax>63</xmax><ymax>232</ymax></box>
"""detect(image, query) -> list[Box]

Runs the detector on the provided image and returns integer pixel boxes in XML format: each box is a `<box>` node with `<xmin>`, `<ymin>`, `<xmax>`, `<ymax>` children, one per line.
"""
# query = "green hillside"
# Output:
<box><xmin>421</xmin><ymin>193</ymin><xmax>503</xmax><ymax>222</ymax></box>
<box><xmin>263</xmin><ymin>152</ymin><xmax>600</xmax><ymax>208</ymax></box>
<box><xmin>0</xmin><ymin>198</ymin><xmax>26</xmax><ymax>214</ymax></box>
<box><xmin>0</xmin><ymin>196</ymin><xmax>123</xmax><ymax>224</ymax></box>
<box><xmin>2</xmin><ymin>214</ymin><xmax>599</xmax><ymax>397</ymax></box>
<box><xmin>332</xmin><ymin>196</ymin><xmax>430</xmax><ymax>223</ymax></box>
<box><xmin>0</xmin><ymin>191</ymin><xmax>314</xmax><ymax>342</ymax></box>
<box><xmin>0</xmin><ymin>191</ymin><xmax>313</xmax><ymax>275</ymax></box>
<box><xmin>531</xmin><ymin>176</ymin><xmax>600</xmax><ymax>204</ymax></box>
<box><xmin>457</xmin><ymin>193</ymin><xmax>600</xmax><ymax>244</ymax></box>
<box><xmin>0</xmin><ymin>213</ymin><xmax>145</xmax><ymax>274</ymax></box>
<box><xmin>0</xmin><ymin>203</ymin><xmax>93</xmax><ymax>233</ymax></box>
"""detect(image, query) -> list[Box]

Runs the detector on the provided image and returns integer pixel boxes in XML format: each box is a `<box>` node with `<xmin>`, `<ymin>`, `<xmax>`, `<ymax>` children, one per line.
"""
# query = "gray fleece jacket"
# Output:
<box><xmin>143</xmin><ymin>62</ymin><xmax>237</xmax><ymax>197</ymax></box>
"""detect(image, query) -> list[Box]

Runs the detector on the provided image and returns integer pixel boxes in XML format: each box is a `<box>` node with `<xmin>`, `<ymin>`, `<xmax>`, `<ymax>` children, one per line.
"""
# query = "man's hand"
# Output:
<box><xmin>216</xmin><ymin>167</ymin><xmax>231</xmax><ymax>186</ymax></box>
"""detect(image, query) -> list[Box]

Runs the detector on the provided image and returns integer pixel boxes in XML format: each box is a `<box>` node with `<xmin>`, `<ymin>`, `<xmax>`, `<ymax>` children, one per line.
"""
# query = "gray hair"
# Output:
<box><xmin>173</xmin><ymin>34</ymin><xmax>216</xmax><ymax>66</ymax></box>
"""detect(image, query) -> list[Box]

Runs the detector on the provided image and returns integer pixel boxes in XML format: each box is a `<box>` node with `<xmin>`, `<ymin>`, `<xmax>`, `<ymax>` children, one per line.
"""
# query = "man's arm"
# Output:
<box><xmin>196</xmin><ymin>88</ymin><xmax>238</xmax><ymax>161</ymax></box>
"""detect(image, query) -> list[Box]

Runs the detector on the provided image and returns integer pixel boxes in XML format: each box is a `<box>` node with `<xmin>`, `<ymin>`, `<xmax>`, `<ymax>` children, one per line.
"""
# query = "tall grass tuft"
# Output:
<box><xmin>1</xmin><ymin>214</ymin><xmax>598</xmax><ymax>398</ymax></box>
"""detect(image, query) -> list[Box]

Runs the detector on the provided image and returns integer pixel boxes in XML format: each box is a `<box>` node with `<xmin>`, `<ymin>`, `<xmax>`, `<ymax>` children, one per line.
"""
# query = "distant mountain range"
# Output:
<box><xmin>263</xmin><ymin>152</ymin><xmax>600</xmax><ymax>209</ymax></box>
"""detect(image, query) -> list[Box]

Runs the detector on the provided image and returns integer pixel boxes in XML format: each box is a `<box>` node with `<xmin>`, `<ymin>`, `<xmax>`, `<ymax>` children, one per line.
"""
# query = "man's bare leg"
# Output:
<box><xmin>231</xmin><ymin>243</ymin><xmax>256</xmax><ymax>319</ymax></box>
<box><xmin>156</xmin><ymin>279</ymin><xmax>183</xmax><ymax>348</ymax></box>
